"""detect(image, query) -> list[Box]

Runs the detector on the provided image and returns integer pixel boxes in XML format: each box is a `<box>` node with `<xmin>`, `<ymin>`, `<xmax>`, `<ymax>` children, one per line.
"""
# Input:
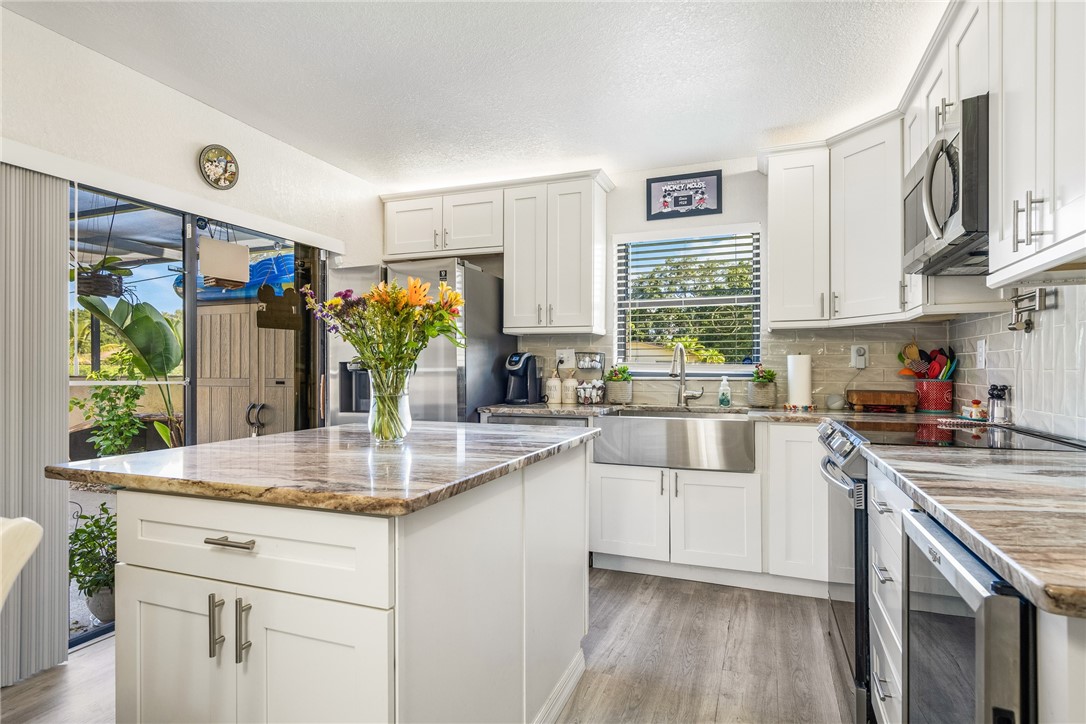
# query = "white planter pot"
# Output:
<box><xmin>605</xmin><ymin>380</ymin><xmax>633</xmax><ymax>404</ymax></box>
<box><xmin>747</xmin><ymin>381</ymin><xmax>777</xmax><ymax>408</ymax></box>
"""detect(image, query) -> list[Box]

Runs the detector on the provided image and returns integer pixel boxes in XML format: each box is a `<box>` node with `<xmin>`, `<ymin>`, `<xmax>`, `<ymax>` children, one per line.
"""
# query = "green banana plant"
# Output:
<box><xmin>77</xmin><ymin>296</ymin><xmax>184</xmax><ymax>446</ymax></box>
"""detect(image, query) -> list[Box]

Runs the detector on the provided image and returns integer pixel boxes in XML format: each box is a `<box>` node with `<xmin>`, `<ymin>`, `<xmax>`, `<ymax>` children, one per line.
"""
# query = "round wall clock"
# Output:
<box><xmin>198</xmin><ymin>145</ymin><xmax>239</xmax><ymax>190</ymax></box>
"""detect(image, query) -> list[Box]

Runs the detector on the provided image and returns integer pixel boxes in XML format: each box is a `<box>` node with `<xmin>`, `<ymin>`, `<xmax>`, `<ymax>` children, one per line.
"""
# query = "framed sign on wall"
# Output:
<box><xmin>646</xmin><ymin>169</ymin><xmax>722</xmax><ymax>220</ymax></box>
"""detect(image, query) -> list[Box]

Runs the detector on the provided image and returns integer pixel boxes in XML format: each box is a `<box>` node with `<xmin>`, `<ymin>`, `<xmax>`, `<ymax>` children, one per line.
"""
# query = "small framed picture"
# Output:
<box><xmin>646</xmin><ymin>170</ymin><xmax>722</xmax><ymax>221</ymax></box>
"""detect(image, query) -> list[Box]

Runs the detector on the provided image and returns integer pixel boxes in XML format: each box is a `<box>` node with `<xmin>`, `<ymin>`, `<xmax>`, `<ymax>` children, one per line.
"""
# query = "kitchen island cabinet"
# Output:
<box><xmin>47</xmin><ymin>422</ymin><xmax>598</xmax><ymax>724</ymax></box>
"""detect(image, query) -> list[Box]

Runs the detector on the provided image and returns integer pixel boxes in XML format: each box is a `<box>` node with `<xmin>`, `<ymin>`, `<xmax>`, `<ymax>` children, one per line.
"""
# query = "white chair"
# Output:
<box><xmin>1</xmin><ymin>517</ymin><xmax>44</xmax><ymax>609</ymax></box>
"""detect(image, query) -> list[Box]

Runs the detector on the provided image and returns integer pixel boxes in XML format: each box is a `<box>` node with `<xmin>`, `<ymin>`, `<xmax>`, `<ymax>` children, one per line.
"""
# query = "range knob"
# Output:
<box><xmin>830</xmin><ymin>435</ymin><xmax>854</xmax><ymax>458</ymax></box>
<box><xmin>816</xmin><ymin>421</ymin><xmax>835</xmax><ymax>440</ymax></box>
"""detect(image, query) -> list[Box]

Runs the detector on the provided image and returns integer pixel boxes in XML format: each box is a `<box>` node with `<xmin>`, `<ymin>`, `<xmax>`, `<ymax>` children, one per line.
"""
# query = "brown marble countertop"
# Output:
<box><xmin>45</xmin><ymin>422</ymin><xmax>599</xmax><ymax>516</ymax></box>
<box><xmin>861</xmin><ymin>444</ymin><xmax>1086</xmax><ymax>618</ymax></box>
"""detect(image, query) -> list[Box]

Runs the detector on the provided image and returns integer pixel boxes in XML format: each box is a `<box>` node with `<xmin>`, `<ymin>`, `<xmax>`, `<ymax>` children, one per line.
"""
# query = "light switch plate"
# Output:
<box><xmin>556</xmin><ymin>348</ymin><xmax>576</xmax><ymax>370</ymax></box>
<box><xmin>976</xmin><ymin>338</ymin><xmax>986</xmax><ymax>368</ymax></box>
<box><xmin>850</xmin><ymin>345</ymin><xmax>868</xmax><ymax>369</ymax></box>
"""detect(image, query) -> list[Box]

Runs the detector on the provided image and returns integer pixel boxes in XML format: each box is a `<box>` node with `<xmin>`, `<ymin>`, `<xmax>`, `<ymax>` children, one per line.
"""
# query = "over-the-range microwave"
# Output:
<box><xmin>903</xmin><ymin>93</ymin><xmax>989</xmax><ymax>275</ymax></box>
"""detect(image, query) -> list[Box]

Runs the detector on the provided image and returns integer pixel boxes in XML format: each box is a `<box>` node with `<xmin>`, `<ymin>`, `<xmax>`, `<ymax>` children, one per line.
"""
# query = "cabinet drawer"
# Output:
<box><xmin>869</xmin><ymin>521</ymin><xmax>904</xmax><ymax>648</ymax></box>
<box><xmin>118</xmin><ymin>491</ymin><xmax>394</xmax><ymax>609</ymax></box>
<box><xmin>867</xmin><ymin>467</ymin><xmax>914</xmax><ymax>560</ymax></box>
<box><xmin>870</xmin><ymin>609</ymin><xmax>904</xmax><ymax>724</ymax></box>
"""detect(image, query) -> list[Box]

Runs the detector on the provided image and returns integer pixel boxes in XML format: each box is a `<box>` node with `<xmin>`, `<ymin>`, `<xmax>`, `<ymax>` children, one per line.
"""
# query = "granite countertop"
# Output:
<box><xmin>861</xmin><ymin>444</ymin><xmax>1086</xmax><ymax>618</ymax></box>
<box><xmin>45</xmin><ymin>422</ymin><xmax>599</xmax><ymax>517</ymax></box>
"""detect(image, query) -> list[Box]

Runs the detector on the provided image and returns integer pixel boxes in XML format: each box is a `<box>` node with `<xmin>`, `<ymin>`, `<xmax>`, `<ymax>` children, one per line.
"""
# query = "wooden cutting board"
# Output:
<box><xmin>846</xmin><ymin>389</ymin><xmax>918</xmax><ymax>413</ymax></box>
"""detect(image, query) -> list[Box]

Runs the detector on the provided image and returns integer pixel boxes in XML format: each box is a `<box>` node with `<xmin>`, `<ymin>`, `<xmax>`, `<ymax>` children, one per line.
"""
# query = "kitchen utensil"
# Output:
<box><xmin>907</xmin><ymin>359</ymin><xmax>929</xmax><ymax>375</ymax></box>
<box><xmin>919</xmin><ymin>349</ymin><xmax>932</xmax><ymax>363</ymax></box>
<box><xmin>903</xmin><ymin>342</ymin><xmax>920</xmax><ymax>361</ymax></box>
<box><xmin>927</xmin><ymin>358</ymin><xmax>944</xmax><ymax>380</ymax></box>
<box><xmin>897</xmin><ymin>351</ymin><xmax>907</xmax><ymax>364</ymax></box>
<box><xmin>940</xmin><ymin>359</ymin><xmax>957</xmax><ymax>381</ymax></box>
<box><xmin>898</xmin><ymin>367</ymin><xmax>918</xmax><ymax>377</ymax></box>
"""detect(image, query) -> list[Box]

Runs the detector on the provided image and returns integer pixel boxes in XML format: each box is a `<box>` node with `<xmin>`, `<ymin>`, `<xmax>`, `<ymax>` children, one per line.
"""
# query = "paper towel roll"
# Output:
<box><xmin>787</xmin><ymin>354</ymin><xmax>813</xmax><ymax>407</ymax></box>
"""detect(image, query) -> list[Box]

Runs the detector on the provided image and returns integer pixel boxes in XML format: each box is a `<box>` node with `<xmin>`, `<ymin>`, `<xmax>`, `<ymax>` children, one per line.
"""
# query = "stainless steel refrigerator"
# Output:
<box><xmin>325</xmin><ymin>259</ymin><xmax>515</xmax><ymax>425</ymax></box>
<box><xmin>386</xmin><ymin>258</ymin><xmax>516</xmax><ymax>422</ymax></box>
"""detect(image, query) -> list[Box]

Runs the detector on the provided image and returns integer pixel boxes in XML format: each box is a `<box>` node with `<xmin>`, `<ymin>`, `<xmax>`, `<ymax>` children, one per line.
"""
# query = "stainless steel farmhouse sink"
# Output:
<box><xmin>593</xmin><ymin>408</ymin><xmax>755</xmax><ymax>471</ymax></box>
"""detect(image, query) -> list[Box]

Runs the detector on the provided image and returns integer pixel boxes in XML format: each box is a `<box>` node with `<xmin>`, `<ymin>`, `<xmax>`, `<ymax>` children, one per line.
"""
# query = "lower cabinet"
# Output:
<box><xmin>765</xmin><ymin>424</ymin><xmax>828</xmax><ymax>581</ymax></box>
<box><xmin>589</xmin><ymin>464</ymin><xmax>761</xmax><ymax>572</ymax></box>
<box><xmin>116</xmin><ymin>565</ymin><xmax>393</xmax><ymax>724</ymax></box>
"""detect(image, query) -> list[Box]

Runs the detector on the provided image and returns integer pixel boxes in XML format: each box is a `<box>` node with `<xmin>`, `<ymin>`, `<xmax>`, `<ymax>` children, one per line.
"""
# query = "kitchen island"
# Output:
<box><xmin>46</xmin><ymin>422</ymin><xmax>599</xmax><ymax>724</ymax></box>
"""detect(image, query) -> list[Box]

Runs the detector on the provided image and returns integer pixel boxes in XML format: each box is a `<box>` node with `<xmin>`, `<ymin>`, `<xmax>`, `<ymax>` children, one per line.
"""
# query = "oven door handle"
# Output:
<box><xmin>819</xmin><ymin>456</ymin><xmax>854</xmax><ymax>499</ymax></box>
<box><xmin>921</xmin><ymin>138</ymin><xmax>946</xmax><ymax>241</ymax></box>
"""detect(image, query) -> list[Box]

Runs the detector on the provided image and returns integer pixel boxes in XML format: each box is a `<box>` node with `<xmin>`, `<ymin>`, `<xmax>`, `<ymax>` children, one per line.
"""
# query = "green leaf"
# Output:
<box><xmin>126</xmin><ymin>315</ymin><xmax>181</xmax><ymax>378</ymax></box>
<box><xmin>153</xmin><ymin>421</ymin><xmax>173</xmax><ymax>447</ymax></box>
<box><xmin>110</xmin><ymin>298</ymin><xmax>132</xmax><ymax>327</ymax></box>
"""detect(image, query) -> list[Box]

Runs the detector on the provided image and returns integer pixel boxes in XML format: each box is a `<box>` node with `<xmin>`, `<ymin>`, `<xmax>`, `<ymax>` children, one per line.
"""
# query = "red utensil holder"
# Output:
<box><xmin>916</xmin><ymin>380</ymin><xmax>953</xmax><ymax>412</ymax></box>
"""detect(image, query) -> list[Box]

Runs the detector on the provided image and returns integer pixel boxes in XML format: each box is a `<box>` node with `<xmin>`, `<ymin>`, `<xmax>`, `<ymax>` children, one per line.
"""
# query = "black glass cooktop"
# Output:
<box><xmin>847</xmin><ymin>419</ymin><xmax>1086</xmax><ymax>452</ymax></box>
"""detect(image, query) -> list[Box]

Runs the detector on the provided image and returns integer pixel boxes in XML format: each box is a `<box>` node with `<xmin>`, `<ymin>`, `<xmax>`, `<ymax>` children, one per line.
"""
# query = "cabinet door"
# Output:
<box><xmin>989</xmin><ymin>0</ymin><xmax>1040</xmax><ymax>272</ymax></box>
<box><xmin>948</xmin><ymin>0</ymin><xmax>989</xmax><ymax>114</ymax></box>
<box><xmin>236</xmin><ymin>586</ymin><xmax>393</xmax><ymax>723</ymax></box>
<box><xmin>546</xmin><ymin>179</ymin><xmax>596</xmax><ymax>329</ymax></box>
<box><xmin>503</xmin><ymin>185</ymin><xmax>549</xmax><ymax>331</ymax></box>
<box><xmin>589</xmin><ymin>464</ymin><xmax>670</xmax><ymax>561</ymax></box>
<box><xmin>384</xmin><ymin>196</ymin><xmax>441</xmax><ymax>257</ymax></box>
<box><xmin>1036</xmin><ymin>0</ymin><xmax>1086</xmax><ymax>251</ymax></box>
<box><xmin>442</xmin><ymin>189</ymin><xmax>503</xmax><ymax>252</ymax></box>
<box><xmin>830</xmin><ymin>118</ymin><xmax>905</xmax><ymax>320</ymax></box>
<box><xmin>115</xmin><ymin>565</ymin><xmax>236</xmax><ymax>724</ymax></box>
<box><xmin>767</xmin><ymin>149</ymin><xmax>830</xmax><ymax>322</ymax></box>
<box><xmin>765</xmin><ymin>425</ymin><xmax>828</xmax><ymax>582</ymax></box>
<box><xmin>670</xmin><ymin>470</ymin><xmax>762</xmax><ymax>572</ymax></box>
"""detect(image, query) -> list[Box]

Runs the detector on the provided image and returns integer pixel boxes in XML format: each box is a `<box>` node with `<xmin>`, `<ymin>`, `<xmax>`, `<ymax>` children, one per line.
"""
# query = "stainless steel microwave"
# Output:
<box><xmin>903</xmin><ymin>93</ymin><xmax>990</xmax><ymax>275</ymax></box>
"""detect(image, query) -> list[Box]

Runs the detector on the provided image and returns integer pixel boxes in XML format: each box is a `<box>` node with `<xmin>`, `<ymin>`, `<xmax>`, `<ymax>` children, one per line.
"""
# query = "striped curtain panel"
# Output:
<box><xmin>0</xmin><ymin>163</ymin><xmax>70</xmax><ymax>686</ymax></box>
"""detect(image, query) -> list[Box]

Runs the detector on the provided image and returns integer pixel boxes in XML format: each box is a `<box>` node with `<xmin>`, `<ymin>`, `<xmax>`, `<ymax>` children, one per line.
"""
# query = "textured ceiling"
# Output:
<box><xmin>4</xmin><ymin>1</ymin><xmax>946</xmax><ymax>190</ymax></box>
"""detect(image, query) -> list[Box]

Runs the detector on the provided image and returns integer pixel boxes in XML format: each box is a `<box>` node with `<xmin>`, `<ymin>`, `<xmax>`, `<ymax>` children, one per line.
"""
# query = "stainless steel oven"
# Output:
<box><xmin>902</xmin><ymin>511</ymin><xmax>1034</xmax><ymax>724</ymax></box>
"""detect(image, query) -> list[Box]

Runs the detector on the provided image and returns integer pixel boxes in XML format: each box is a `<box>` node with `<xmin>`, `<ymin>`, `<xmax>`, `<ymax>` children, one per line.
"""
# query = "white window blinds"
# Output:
<box><xmin>616</xmin><ymin>232</ymin><xmax>761</xmax><ymax>366</ymax></box>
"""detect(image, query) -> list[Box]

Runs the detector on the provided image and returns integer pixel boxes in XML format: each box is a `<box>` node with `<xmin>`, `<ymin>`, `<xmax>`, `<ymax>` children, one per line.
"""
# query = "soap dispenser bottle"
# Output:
<box><xmin>718</xmin><ymin>376</ymin><xmax>732</xmax><ymax>408</ymax></box>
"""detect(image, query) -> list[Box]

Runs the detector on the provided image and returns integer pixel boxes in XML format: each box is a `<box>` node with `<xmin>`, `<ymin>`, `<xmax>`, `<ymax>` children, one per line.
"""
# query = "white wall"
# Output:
<box><xmin>1</xmin><ymin>9</ymin><xmax>383</xmax><ymax>263</ymax></box>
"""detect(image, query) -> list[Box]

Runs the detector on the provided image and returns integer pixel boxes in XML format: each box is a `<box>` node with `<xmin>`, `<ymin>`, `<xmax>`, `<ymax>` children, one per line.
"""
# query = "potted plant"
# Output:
<box><xmin>604</xmin><ymin>365</ymin><xmax>633</xmax><ymax>404</ymax></box>
<box><xmin>71</xmin><ymin>255</ymin><xmax>131</xmax><ymax>298</ymax></box>
<box><xmin>70</xmin><ymin>357</ymin><xmax>147</xmax><ymax>457</ymax></box>
<box><xmin>748</xmin><ymin>363</ymin><xmax>777</xmax><ymax>408</ymax></box>
<box><xmin>69</xmin><ymin>502</ymin><xmax>117</xmax><ymax>624</ymax></box>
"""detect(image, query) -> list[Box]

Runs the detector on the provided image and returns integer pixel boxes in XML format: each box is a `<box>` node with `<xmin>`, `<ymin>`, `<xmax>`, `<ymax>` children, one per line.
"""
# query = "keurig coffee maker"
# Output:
<box><xmin>504</xmin><ymin>352</ymin><xmax>540</xmax><ymax>404</ymax></box>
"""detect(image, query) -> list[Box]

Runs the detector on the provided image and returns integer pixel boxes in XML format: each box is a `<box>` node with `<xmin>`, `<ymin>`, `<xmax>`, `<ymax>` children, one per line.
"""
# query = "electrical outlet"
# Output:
<box><xmin>556</xmin><ymin>348</ymin><xmax>575</xmax><ymax>370</ymax></box>
<box><xmin>850</xmin><ymin>344</ymin><xmax>868</xmax><ymax>369</ymax></box>
<box><xmin>976</xmin><ymin>338</ymin><xmax>986</xmax><ymax>368</ymax></box>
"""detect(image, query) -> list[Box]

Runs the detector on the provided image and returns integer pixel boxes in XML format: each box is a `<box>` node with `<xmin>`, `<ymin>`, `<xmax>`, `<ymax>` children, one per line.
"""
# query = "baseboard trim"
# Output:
<box><xmin>592</xmin><ymin>554</ymin><xmax>829</xmax><ymax>599</ymax></box>
<box><xmin>532</xmin><ymin>648</ymin><xmax>586</xmax><ymax>724</ymax></box>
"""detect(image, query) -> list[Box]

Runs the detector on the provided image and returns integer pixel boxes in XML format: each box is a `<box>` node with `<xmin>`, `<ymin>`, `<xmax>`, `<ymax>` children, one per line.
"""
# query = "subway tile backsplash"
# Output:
<box><xmin>949</xmin><ymin>285</ymin><xmax>1086</xmax><ymax>439</ymax></box>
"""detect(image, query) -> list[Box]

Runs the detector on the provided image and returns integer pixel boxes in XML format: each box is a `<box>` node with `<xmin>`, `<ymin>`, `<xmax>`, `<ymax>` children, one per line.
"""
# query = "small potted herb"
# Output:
<box><xmin>69</xmin><ymin>502</ymin><xmax>117</xmax><ymax>624</ymax></box>
<box><xmin>748</xmin><ymin>364</ymin><xmax>777</xmax><ymax>408</ymax></box>
<box><xmin>604</xmin><ymin>365</ymin><xmax>633</xmax><ymax>404</ymax></box>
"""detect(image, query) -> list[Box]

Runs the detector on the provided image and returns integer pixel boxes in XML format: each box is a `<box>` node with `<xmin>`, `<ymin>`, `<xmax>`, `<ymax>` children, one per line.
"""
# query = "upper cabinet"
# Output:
<box><xmin>384</xmin><ymin>190</ymin><xmax>503</xmax><ymax>258</ymax></box>
<box><xmin>830</xmin><ymin>117</ymin><xmax>905</xmax><ymax>320</ymax></box>
<box><xmin>766</xmin><ymin>148</ymin><xmax>830</xmax><ymax>323</ymax></box>
<box><xmin>988</xmin><ymin>0</ymin><xmax>1086</xmax><ymax>286</ymax></box>
<box><xmin>504</xmin><ymin>177</ymin><xmax>608</xmax><ymax>335</ymax></box>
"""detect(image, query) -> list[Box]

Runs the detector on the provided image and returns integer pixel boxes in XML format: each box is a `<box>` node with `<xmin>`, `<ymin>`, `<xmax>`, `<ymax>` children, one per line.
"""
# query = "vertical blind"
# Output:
<box><xmin>1</xmin><ymin>163</ymin><xmax>70</xmax><ymax>685</ymax></box>
<box><xmin>616</xmin><ymin>233</ymin><xmax>761</xmax><ymax>366</ymax></box>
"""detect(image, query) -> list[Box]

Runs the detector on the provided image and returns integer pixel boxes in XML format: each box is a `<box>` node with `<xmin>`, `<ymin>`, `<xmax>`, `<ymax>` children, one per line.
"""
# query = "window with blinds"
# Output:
<box><xmin>616</xmin><ymin>232</ymin><xmax>761</xmax><ymax>367</ymax></box>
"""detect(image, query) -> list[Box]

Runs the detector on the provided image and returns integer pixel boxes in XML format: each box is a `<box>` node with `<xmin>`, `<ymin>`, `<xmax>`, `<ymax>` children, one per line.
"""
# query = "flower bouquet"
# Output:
<box><xmin>303</xmin><ymin>277</ymin><xmax>464</xmax><ymax>444</ymax></box>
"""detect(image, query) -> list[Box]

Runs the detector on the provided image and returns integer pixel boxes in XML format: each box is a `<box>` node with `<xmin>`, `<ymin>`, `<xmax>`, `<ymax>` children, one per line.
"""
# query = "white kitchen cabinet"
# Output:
<box><xmin>505</xmin><ymin>175</ymin><xmax>608</xmax><ymax>335</ymax></box>
<box><xmin>384</xmin><ymin>190</ymin><xmax>502</xmax><ymax>258</ymax></box>
<box><xmin>988</xmin><ymin>0</ymin><xmax>1086</xmax><ymax>285</ymax></box>
<box><xmin>670</xmin><ymin>469</ymin><xmax>762</xmax><ymax>572</ymax></box>
<box><xmin>442</xmin><ymin>189</ymin><xmax>503</xmax><ymax>252</ymax></box>
<box><xmin>116</xmin><ymin>565</ymin><xmax>236</xmax><ymax>724</ymax></box>
<box><xmin>765</xmin><ymin>424</ymin><xmax>828</xmax><ymax>582</ymax></box>
<box><xmin>503</xmin><ymin>184</ymin><xmax>548</xmax><ymax>330</ymax></box>
<box><xmin>948</xmin><ymin>0</ymin><xmax>989</xmax><ymax>115</ymax></box>
<box><xmin>116</xmin><ymin>566</ymin><xmax>393</xmax><ymax>724</ymax></box>
<box><xmin>237</xmin><ymin>585</ymin><xmax>393</xmax><ymax>724</ymax></box>
<box><xmin>384</xmin><ymin>196</ymin><xmax>443</xmax><ymax>257</ymax></box>
<box><xmin>766</xmin><ymin>148</ymin><xmax>831</xmax><ymax>324</ymax></box>
<box><xmin>830</xmin><ymin>117</ymin><xmax>905</xmax><ymax>320</ymax></box>
<box><xmin>589</xmin><ymin>463</ymin><xmax>670</xmax><ymax>562</ymax></box>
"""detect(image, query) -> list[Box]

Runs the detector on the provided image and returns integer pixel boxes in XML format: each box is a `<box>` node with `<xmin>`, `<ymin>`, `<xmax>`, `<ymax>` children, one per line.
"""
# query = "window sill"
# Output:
<box><xmin>628</xmin><ymin>366</ymin><xmax>755</xmax><ymax>381</ymax></box>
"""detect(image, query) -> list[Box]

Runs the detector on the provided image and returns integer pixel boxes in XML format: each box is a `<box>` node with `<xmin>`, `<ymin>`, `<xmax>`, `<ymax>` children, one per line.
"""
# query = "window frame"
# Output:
<box><xmin>612</xmin><ymin>222</ymin><xmax>763</xmax><ymax>378</ymax></box>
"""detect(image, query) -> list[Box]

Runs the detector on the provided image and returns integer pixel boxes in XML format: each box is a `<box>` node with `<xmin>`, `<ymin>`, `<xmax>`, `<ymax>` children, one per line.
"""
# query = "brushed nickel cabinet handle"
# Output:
<box><xmin>433</xmin><ymin>229</ymin><xmax>439</xmax><ymax>249</ymax></box>
<box><xmin>204</xmin><ymin>535</ymin><xmax>256</xmax><ymax>551</ymax></box>
<box><xmin>832</xmin><ymin>292</ymin><xmax>840</xmax><ymax>316</ymax></box>
<box><xmin>548</xmin><ymin>304</ymin><xmax>554</xmax><ymax>325</ymax></box>
<box><xmin>1026</xmin><ymin>190</ymin><xmax>1045</xmax><ymax>243</ymax></box>
<box><xmin>537</xmin><ymin>304</ymin><xmax>543</xmax><ymax>325</ymax></box>
<box><xmin>235</xmin><ymin>598</ymin><xmax>253</xmax><ymax>664</ymax></box>
<box><xmin>207</xmin><ymin>594</ymin><xmax>225</xmax><ymax>658</ymax></box>
<box><xmin>870</xmin><ymin>499</ymin><xmax>893</xmax><ymax>515</ymax></box>
<box><xmin>1012</xmin><ymin>199</ymin><xmax>1025</xmax><ymax>252</ymax></box>
<box><xmin>674</xmin><ymin>472</ymin><xmax>679</xmax><ymax>498</ymax></box>
<box><xmin>871</xmin><ymin>560</ymin><xmax>894</xmax><ymax>584</ymax></box>
<box><xmin>819</xmin><ymin>292</ymin><xmax>825</xmax><ymax>318</ymax></box>
<box><xmin>899</xmin><ymin>282</ymin><xmax>907</xmax><ymax>310</ymax></box>
<box><xmin>660</xmin><ymin>470</ymin><xmax>665</xmax><ymax>496</ymax></box>
<box><xmin>443</xmin><ymin>227</ymin><xmax>449</xmax><ymax>248</ymax></box>
<box><xmin>873</xmin><ymin>675</ymin><xmax>893</xmax><ymax>702</ymax></box>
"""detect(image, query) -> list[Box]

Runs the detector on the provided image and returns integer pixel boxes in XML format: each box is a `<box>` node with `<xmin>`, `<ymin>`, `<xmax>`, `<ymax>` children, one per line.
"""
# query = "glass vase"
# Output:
<box><xmin>368</xmin><ymin>368</ymin><xmax>413</xmax><ymax>445</ymax></box>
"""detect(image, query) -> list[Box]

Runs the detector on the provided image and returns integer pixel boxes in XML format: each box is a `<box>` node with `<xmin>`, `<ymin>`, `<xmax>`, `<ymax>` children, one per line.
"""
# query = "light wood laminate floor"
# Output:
<box><xmin>0</xmin><ymin>570</ymin><xmax>847</xmax><ymax>723</ymax></box>
<box><xmin>558</xmin><ymin>569</ymin><xmax>849</xmax><ymax>723</ymax></box>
